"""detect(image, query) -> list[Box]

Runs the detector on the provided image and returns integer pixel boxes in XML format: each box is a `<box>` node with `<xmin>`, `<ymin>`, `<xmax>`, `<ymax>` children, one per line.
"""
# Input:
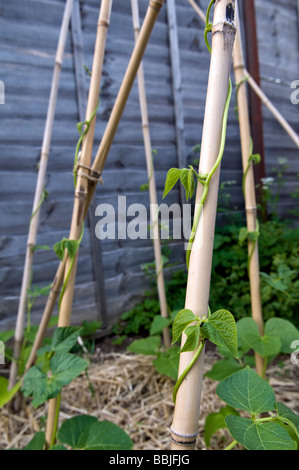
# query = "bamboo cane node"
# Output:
<box><xmin>245</xmin><ymin>206</ymin><xmax>257</xmax><ymax>215</ymax></box>
<box><xmin>233</xmin><ymin>62</ymin><xmax>245</xmax><ymax>72</ymax></box>
<box><xmin>55</xmin><ymin>58</ymin><xmax>63</xmax><ymax>68</ymax></box>
<box><xmin>149</xmin><ymin>0</ymin><xmax>163</xmax><ymax>13</ymax></box>
<box><xmin>97</xmin><ymin>20</ymin><xmax>109</xmax><ymax>28</ymax></box>
<box><xmin>212</xmin><ymin>21</ymin><xmax>236</xmax><ymax>34</ymax></box>
<box><xmin>74</xmin><ymin>189</ymin><xmax>87</xmax><ymax>200</ymax></box>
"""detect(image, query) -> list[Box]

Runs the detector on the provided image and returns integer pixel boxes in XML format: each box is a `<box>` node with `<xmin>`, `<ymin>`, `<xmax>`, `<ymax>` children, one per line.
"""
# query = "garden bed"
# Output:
<box><xmin>0</xmin><ymin>339</ymin><xmax>298</xmax><ymax>451</ymax></box>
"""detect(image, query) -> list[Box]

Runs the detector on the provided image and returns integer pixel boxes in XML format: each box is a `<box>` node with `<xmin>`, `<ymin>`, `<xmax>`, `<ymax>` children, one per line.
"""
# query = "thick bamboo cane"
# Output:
<box><xmin>170</xmin><ymin>0</ymin><xmax>236</xmax><ymax>450</ymax></box>
<box><xmin>45</xmin><ymin>0</ymin><xmax>113</xmax><ymax>447</ymax></box>
<box><xmin>233</xmin><ymin>5</ymin><xmax>264</xmax><ymax>376</ymax></box>
<box><xmin>8</xmin><ymin>0</ymin><xmax>74</xmax><ymax>390</ymax></box>
<box><xmin>131</xmin><ymin>0</ymin><xmax>170</xmax><ymax>348</ymax></box>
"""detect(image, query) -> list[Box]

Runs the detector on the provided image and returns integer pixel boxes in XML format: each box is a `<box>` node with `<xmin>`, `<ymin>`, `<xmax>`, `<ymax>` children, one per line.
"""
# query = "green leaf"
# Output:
<box><xmin>180</xmin><ymin>325</ymin><xmax>200</xmax><ymax>353</ymax></box>
<box><xmin>80</xmin><ymin>320</ymin><xmax>102</xmax><ymax>336</ymax></box>
<box><xmin>201</xmin><ymin>309</ymin><xmax>238</xmax><ymax>358</ymax></box>
<box><xmin>53</xmin><ymin>238</ymin><xmax>79</xmax><ymax>261</ymax></box>
<box><xmin>225</xmin><ymin>415</ymin><xmax>297</xmax><ymax>450</ymax></box>
<box><xmin>153</xmin><ymin>346</ymin><xmax>180</xmax><ymax>380</ymax></box>
<box><xmin>276</xmin><ymin>402</ymin><xmax>299</xmax><ymax>433</ymax></box>
<box><xmin>237</xmin><ymin>317</ymin><xmax>283</xmax><ymax>358</ymax></box>
<box><xmin>265</xmin><ymin>318</ymin><xmax>299</xmax><ymax>354</ymax></box>
<box><xmin>37</xmin><ymin>326</ymin><xmax>83</xmax><ymax>356</ymax></box>
<box><xmin>31</xmin><ymin>244</ymin><xmax>50</xmax><ymax>252</ymax></box>
<box><xmin>51</xmin><ymin>326</ymin><xmax>83</xmax><ymax>353</ymax></box>
<box><xmin>49</xmin><ymin>444</ymin><xmax>67</xmax><ymax>450</ymax></box>
<box><xmin>85</xmin><ymin>421</ymin><xmax>133</xmax><ymax>450</ymax></box>
<box><xmin>57</xmin><ymin>416</ymin><xmax>133</xmax><ymax>450</ymax></box>
<box><xmin>0</xmin><ymin>329</ymin><xmax>15</xmax><ymax>343</ymax></box>
<box><xmin>236</xmin><ymin>317</ymin><xmax>258</xmax><ymax>354</ymax></box>
<box><xmin>180</xmin><ymin>168</ymin><xmax>195</xmax><ymax>200</ymax></box>
<box><xmin>172</xmin><ymin>309</ymin><xmax>197</xmax><ymax>345</ymax></box>
<box><xmin>127</xmin><ymin>336</ymin><xmax>161</xmax><ymax>356</ymax></box>
<box><xmin>238</xmin><ymin>227</ymin><xmax>248</xmax><ymax>245</ymax></box>
<box><xmin>204</xmin><ymin>406</ymin><xmax>239</xmax><ymax>448</ymax></box>
<box><xmin>0</xmin><ymin>377</ymin><xmax>21</xmax><ymax>407</ymax></box>
<box><xmin>216</xmin><ymin>366</ymin><xmax>276</xmax><ymax>414</ymax></box>
<box><xmin>22</xmin><ymin>366</ymin><xmax>50</xmax><ymax>408</ymax></box>
<box><xmin>248</xmin><ymin>334</ymin><xmax>281</xmax><ymax>358</ymax></box>
<box><xmin>163</xmin><ymin>168</ymin><xmax>181</xmax><ymax>199</ymax></box>
<box><xmin>24</xmin><ymin>432</ymin><xmax>45</xmax><ymax>450</ymax></box>
<box><xmin>149</xmin><ymin>315</ymin><xmax>171</xmax><ymax>336</ymax></box>
<box><xmin>50</xmin><ymin>353</ymin><xmax>88</xmax><ymax>390</ymax></box>
<box><xmin>260</xmin><ymin>271</ymin><xmax>289</xmax><ymax>294</ymax></box>
<box><xmin>205</xmin><ymin>358</ymin><xmax>243</xmax><ymax>381</ymax></box>
<box><xmin>57</xmin><ymin>415</ymin><xmax>97</xmax><ymax>449</ymax></box>
<box><xmin>22</xmin><ymin>353</ymin><xmax>88</xmax><ymax>408</ymax></box>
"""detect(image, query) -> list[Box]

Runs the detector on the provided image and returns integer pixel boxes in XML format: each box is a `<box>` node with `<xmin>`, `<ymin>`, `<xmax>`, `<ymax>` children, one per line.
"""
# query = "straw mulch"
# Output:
<box><xmin>0</xmin><ymin>344</ymin><xmax>298</xmax><ymax>451</ymax></box>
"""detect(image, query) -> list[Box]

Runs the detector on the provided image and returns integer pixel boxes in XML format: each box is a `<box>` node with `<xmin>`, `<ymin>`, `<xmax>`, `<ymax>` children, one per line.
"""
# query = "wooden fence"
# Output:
<box><xmin>0</xmin><ymin>0</ymin><xmax>298</xmax><ymax>331</ymax></box>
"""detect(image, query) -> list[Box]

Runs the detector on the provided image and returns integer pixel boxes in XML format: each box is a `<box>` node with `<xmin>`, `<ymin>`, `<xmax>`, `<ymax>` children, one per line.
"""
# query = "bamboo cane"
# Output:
<box><xmin>8</xmin><ymin>0</ymin><xmax>74</xmax><ymax>391</ymax></box>
<box><xmin>187</xmin><ymin>0</ymin><xmax>206</xmax><ymax>23</ymax></box>
<box><xmin>131</xmin><ymin>0</ymin><xmax>170</xmax><ymax>348</ymax></box>
<box><xmin>170</xmin><ymin>0</ymin><xmax>236</xmax><ymax>450</ymax></box>
<box><xmin>24</xmin><ymin>258</ymin><xmax>66</xmax><ymax>373</ymax></box>
<box><xmin>245</xmin><ymin>71</ymin><xmax>299</xmax><ymax>149</ymax></box>
<box><xmin>45</xmin><ymin>0</ymin><xmax>113</xmax><ymax>447</ymax></box>
<box><xmin>233</xmin><ymin>4</ymin><xmax>264</xmax><ymax>376</ymax></box>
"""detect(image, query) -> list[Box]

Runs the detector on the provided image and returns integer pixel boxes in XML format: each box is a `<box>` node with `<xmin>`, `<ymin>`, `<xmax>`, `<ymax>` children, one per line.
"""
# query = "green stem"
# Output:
<box><xmin>224</xmin><ymin>439</ymin><xmax>238</xmax><ymax>450</ymax></box>
<box><xmin>255</xmin><ymin>415</ymin><xmax>299</xmax><ymax>440</ymax></box>
<box><xmin>242</xmin><ymin>138</ymin><xmax>254</xmax><ymax>199</ymax></box>
<box><xmin>173</xmin><ymin>340</ymin><xmax>205</xmax><ymax>404</ymax></box>
<box><xmin>73</xmin><ymin>100</ymin><xmax>99</xmax><ymax>188</ymax></box>
<box><xmin>50</xmin><ymin>392</ymin><xmax>61</xmax><ymax>448</ymax></box>
<box><xmin>29</xmin><ymin>187</ymin><xmax>48</xmax><ymax>227</ymax></box>
<box><xmin>58</xmin><ymin>222</ymin><xmax>85</xmax><ymax>311</ymax></box>
<box><xmin>186</xmin><ymin>76</ymin><xmax>232</xmax><ymax>268</ymax></box>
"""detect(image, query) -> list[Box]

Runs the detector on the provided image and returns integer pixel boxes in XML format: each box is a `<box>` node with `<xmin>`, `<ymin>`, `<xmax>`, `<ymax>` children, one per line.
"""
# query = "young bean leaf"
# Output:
<box><xmin>53</xmin><ymin>238</ymin><xmax>79</xmax><ymax>261</ymax></box>
<box><xmin>201</xmin><ymin>309</ymin><xmax>238</xmax><ymax>358</ymax></box>
<box><xmin>172</xmin><ymin>309</ymin><xmax>197</xmax><ymax>345</ymax></box>
<box><xmin>180</xmin><ymin>325</ymin><xmax>200</xmax><ymax>353</ymax></box>
<box><xmin>180</xmin><ymin>168</ymin><xmax>195</xmax><ymax>200</ymax></box>
<box><xmin>163</xmin><ymin>168</ymin><xmax>182</xmax><ymax>199</ymax></box>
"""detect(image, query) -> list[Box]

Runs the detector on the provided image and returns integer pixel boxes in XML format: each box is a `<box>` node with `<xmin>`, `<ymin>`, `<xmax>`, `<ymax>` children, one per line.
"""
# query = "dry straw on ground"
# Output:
<box><xmin>0</xmin><ymin>346</ymin><xmax>298</xmax><ymax>450</ymax></box>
